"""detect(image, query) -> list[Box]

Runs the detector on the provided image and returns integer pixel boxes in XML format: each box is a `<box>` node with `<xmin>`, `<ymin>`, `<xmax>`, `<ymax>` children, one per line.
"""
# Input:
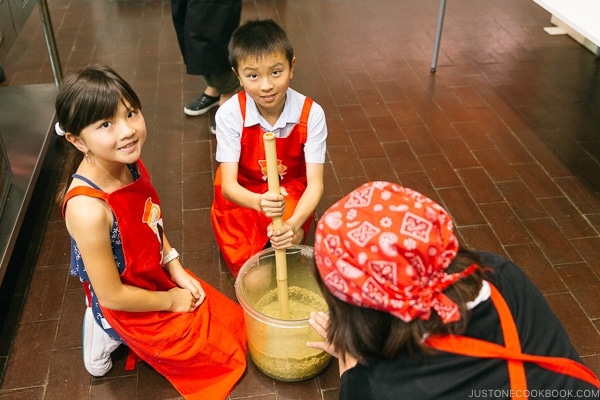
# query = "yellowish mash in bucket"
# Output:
<box><xmin>235</xmin><ymin>246</ymin><xmax>332</xmax><ymax>381</ymax></box>
<box><xmin>248</xmin><ymin>285</ymin><xmax>331</xmax><ymax>381</ymax></box>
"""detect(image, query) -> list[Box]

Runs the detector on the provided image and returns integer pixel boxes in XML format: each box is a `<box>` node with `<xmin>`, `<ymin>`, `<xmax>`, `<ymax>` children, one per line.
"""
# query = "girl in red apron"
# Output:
<box><xmin>55</xmin><ymin>65</ymin><xmax>247</xmax><ymax>399</ymax></box>
<box><xmin>308</xmin><ymin>181</ymin><xmax>600</xmax><ymax>399</ymax></box>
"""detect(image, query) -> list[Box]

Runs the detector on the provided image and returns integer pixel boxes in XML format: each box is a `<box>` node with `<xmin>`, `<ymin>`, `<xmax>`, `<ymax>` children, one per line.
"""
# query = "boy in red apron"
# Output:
<box><xmin>56</xmin><ymin>65</ymin><xmax>247</xmax><ymax>400</ymax></box>
<box><xmin>308</xmin><ymin>181</ymin><xmax>600</xmax><ymax>399</ymax></box>
<box><xmin>211</xmin><ymin>19</ymin><xmax>327</xmax><ymax>276</ymax></box>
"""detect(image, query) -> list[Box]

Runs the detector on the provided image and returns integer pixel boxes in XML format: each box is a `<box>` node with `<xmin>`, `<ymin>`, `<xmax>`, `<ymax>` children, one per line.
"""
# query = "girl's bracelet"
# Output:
<box><xmin>162</xmin><ymin>248</ymin><xmax>180</xmax><ymax>266</ymax></box>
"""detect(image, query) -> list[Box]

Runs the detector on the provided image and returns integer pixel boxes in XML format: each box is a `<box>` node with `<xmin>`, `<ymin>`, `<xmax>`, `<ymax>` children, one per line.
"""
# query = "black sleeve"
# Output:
<box><xmin>339</xmin><ymin>367</ymin><xmax>370</xmax><ymax>400</ymax></box>
<box><xmin>477</xmin><ymin>251</ymin><xmax>581</xmax><ymax>357</ymax></box>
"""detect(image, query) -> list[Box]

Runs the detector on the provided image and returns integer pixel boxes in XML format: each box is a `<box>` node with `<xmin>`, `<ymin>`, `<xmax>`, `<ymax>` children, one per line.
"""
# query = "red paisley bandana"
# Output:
<box><xmin>314</xmin><ymin>181</ymin><xmax>477</xmax><ymax>323</ymax></box>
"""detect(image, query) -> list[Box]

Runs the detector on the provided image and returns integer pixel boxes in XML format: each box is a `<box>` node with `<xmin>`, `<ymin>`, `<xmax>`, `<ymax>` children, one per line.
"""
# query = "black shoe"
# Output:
<box><xmin>210</xmin><ymin>122</ymin><xmax>217</xmax><ymax>135</ymax></box>
<box><xmin>0</xmin><ymin>67</ymin><xmax>5</xmax><ymax>83</ymax></box>
<box><xmin>184</xmin><ymin>93</ymin><xmax>219</xmax><ymax>116</ymax></box>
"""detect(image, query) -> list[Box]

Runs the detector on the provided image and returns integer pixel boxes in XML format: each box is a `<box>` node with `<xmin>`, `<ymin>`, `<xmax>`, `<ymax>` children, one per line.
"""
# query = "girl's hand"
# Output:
<box><xmin>307</xmin><ymin>311</ymin><xmax>338</xmax><ymax>356</ymax></box>
<box><xmin>259</xmin><ymin>192</ymin><xmax>285</xmax><ymax>218</ymax></box>
<box><xmin>168</xmin><ymin>286</ymin><xmax>204</xmax><ymax>312</ymax></box>
<box><xmin>167</xmin><ymin>263</ymin><xmax>206</xmax><ymax>308</ymax></box>
<box><xmin>308</xmin><ymin>311</ymin><xmax>359</xmax><ymax>375</ymax></box>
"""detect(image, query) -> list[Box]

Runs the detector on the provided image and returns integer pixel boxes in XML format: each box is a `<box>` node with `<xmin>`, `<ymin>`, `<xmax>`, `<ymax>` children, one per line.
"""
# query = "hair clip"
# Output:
<box><xmin>55</xmin><ymin>122</ymin><xmax>66</xmax><ymax>136</ymax></box>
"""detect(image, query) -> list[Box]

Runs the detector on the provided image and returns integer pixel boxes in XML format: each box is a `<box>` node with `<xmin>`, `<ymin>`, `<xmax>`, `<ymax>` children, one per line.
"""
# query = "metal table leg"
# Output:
<box><xmin>430</xmin><ymin>0</ymin><xmax>447</xmax><ymax>73</ymax></box>
<box><xmin>38</xmin><ymin>0</ymin><xmax>63</xmax><ymax>87</ymax></box>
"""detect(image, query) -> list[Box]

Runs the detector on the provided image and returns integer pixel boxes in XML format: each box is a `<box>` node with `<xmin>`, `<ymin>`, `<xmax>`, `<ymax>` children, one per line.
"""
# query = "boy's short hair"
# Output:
<box><xmin>228</xmin><ymin>18</ymin><xmax>294</xmax><ymax>71</ymax></box>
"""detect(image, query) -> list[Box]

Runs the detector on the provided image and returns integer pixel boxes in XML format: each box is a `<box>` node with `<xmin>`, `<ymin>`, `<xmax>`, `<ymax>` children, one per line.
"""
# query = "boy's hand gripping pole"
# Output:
<box><xmin>263</xmin><ymin>132</ymin><xmax>291</xmax><ymax>319</ymax></box>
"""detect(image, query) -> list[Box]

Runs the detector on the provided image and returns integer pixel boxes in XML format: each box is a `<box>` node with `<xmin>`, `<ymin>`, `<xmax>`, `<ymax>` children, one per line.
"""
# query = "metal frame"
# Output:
<box><xmin>38</xmin><ymin>0</ymin><xmax>62</xmax><ymax>86</ymax></box>
<box><xmin>430</xmin><ymin>0</ymin><xmax>447</xmax><ymax>73</ymax></box>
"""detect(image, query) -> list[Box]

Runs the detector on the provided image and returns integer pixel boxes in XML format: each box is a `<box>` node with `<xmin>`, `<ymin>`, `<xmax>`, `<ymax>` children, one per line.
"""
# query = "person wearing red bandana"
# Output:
<box><xmin>308</xmin><ymin>181</ymin><xmax>600</xmax><ymax>400</ymax></box>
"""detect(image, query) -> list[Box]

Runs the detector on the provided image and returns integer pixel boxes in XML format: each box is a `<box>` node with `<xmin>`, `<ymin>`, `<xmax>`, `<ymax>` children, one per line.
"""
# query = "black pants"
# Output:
<box><xmin>171</xmin><ymin>0</ymin><xmax>242</xmax><ymax>76</ymax></box>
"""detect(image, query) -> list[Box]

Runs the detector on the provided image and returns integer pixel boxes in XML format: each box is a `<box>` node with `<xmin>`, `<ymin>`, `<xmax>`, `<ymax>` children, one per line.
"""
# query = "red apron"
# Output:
<box><xmin>425</xmin><ymin>283</ymin><xmax>600</xmax><ymax>399</ymax></box>
<box><xmin>64</xmin><ymin>160</ymin><xmax>247</xmax><ymax>400</ymax></box>
<box><xmin>211</xmin><ymin>91</ymin><xmax>314</xmax><ymax>276</ymax></box>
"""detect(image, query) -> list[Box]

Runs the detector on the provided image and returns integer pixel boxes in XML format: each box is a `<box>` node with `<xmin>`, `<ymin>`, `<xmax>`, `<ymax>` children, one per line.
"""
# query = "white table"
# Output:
<box><xmin>531</xmin><ymin>0</ymin><xmax>600</xmax><ymax>49</ymax></box>
<box><xmin>430</xmin><ymin>0</ymin><xmax>600</xmax><ymax>73</ymax></box>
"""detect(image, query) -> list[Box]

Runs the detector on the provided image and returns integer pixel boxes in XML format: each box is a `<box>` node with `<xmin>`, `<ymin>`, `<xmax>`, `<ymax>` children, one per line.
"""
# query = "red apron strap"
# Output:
<box><xmin>425</xmin><ymin>334</ymin><xmax>600</xmax><ymax>389</ymax></box>
<box><xmin>82</xmin><ymin>281</ymin><xmax>92</xmax><ymax>307</ymax></box>
<box><xmin>238</xmin><ymin>90</ymin><xmax>247</xmax><ymax>120</ymax></box>
<box><xmin>125</xmin><ymin>348</ymin><xmax>139</xmax><ymax>371</ymax></box>
<box><xmin>489</xmin><ymin>283</ymin><xmax>528</xmax><ymax>398</ymax></box>
<box><xmin>300</xmin><ymin>97</ymin><xmax>313</xmax><ymax>123</ymax></box>
<box><xmin>62</xmin><ymin>186</ymin><xmax>108</xmax><ymax>217</ymax></box>
<box><xmin>425</xmin><ymin>283</ymin><xmax>600</xmax><ymax>398</ymax></box>
<box><xmin>297</xmin><ymin>96</ymin><xmax>313</xmax><ymax>142</ymax></box>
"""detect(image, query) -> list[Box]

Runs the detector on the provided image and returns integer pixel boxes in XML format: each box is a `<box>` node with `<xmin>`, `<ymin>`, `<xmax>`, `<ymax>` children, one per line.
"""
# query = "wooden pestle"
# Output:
<box><xmin>262</xmin><ymin>132</ymin><xmax>291</xmax><ymax>319</ymax></box>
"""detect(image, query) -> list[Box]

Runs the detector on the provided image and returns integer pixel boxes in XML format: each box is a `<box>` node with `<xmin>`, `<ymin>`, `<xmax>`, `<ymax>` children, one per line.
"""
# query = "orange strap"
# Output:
<box><xmin>239</xmin><ymin>90</ymin><xmax>247</xmax><ymax>119</ymax></box>
<box><xmin>490</xmin><ymin>282</ymin><xmax>527</xmax><ymax>399</ymax></box>
<box><xmin>62</xmin><ymin>185</ymin><xmax>109</xmax><ymax>218</ymax></box>
<box><xmin>425</xmin><ymin>283</ymin><xmax>600</xmax><ymax>398</ymax></box>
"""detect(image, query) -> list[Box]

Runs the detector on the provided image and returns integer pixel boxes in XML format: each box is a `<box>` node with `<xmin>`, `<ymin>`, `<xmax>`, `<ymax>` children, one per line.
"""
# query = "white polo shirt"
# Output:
<box><xmin>215</xmin><ymin>87</ymin><xmax>327</xmax><ymax>164</ymax></box>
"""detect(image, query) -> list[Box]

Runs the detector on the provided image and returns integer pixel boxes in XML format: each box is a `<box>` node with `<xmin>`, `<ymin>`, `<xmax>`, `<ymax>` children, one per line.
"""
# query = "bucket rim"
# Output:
<box><xmin>234</xmin><ymin>245</ymin><xmax>321</xmax><ymax>328</ymax></box>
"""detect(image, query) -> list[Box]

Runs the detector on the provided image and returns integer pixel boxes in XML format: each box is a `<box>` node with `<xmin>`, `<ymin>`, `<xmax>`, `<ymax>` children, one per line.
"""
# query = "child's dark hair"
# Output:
<box><xmin>228</xmin><ymin>18</ymin><xmax>294</xmax><ymax>71</ymax></box>
<box><xmin>54</xmin><ymin>64</ymin><xmax>141</xmax><ymax>204</ymax></box>
<box><xmin>315</xmin><ymin>247</ymin><xmax>485</xmax><ymax>365</ymax></box>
